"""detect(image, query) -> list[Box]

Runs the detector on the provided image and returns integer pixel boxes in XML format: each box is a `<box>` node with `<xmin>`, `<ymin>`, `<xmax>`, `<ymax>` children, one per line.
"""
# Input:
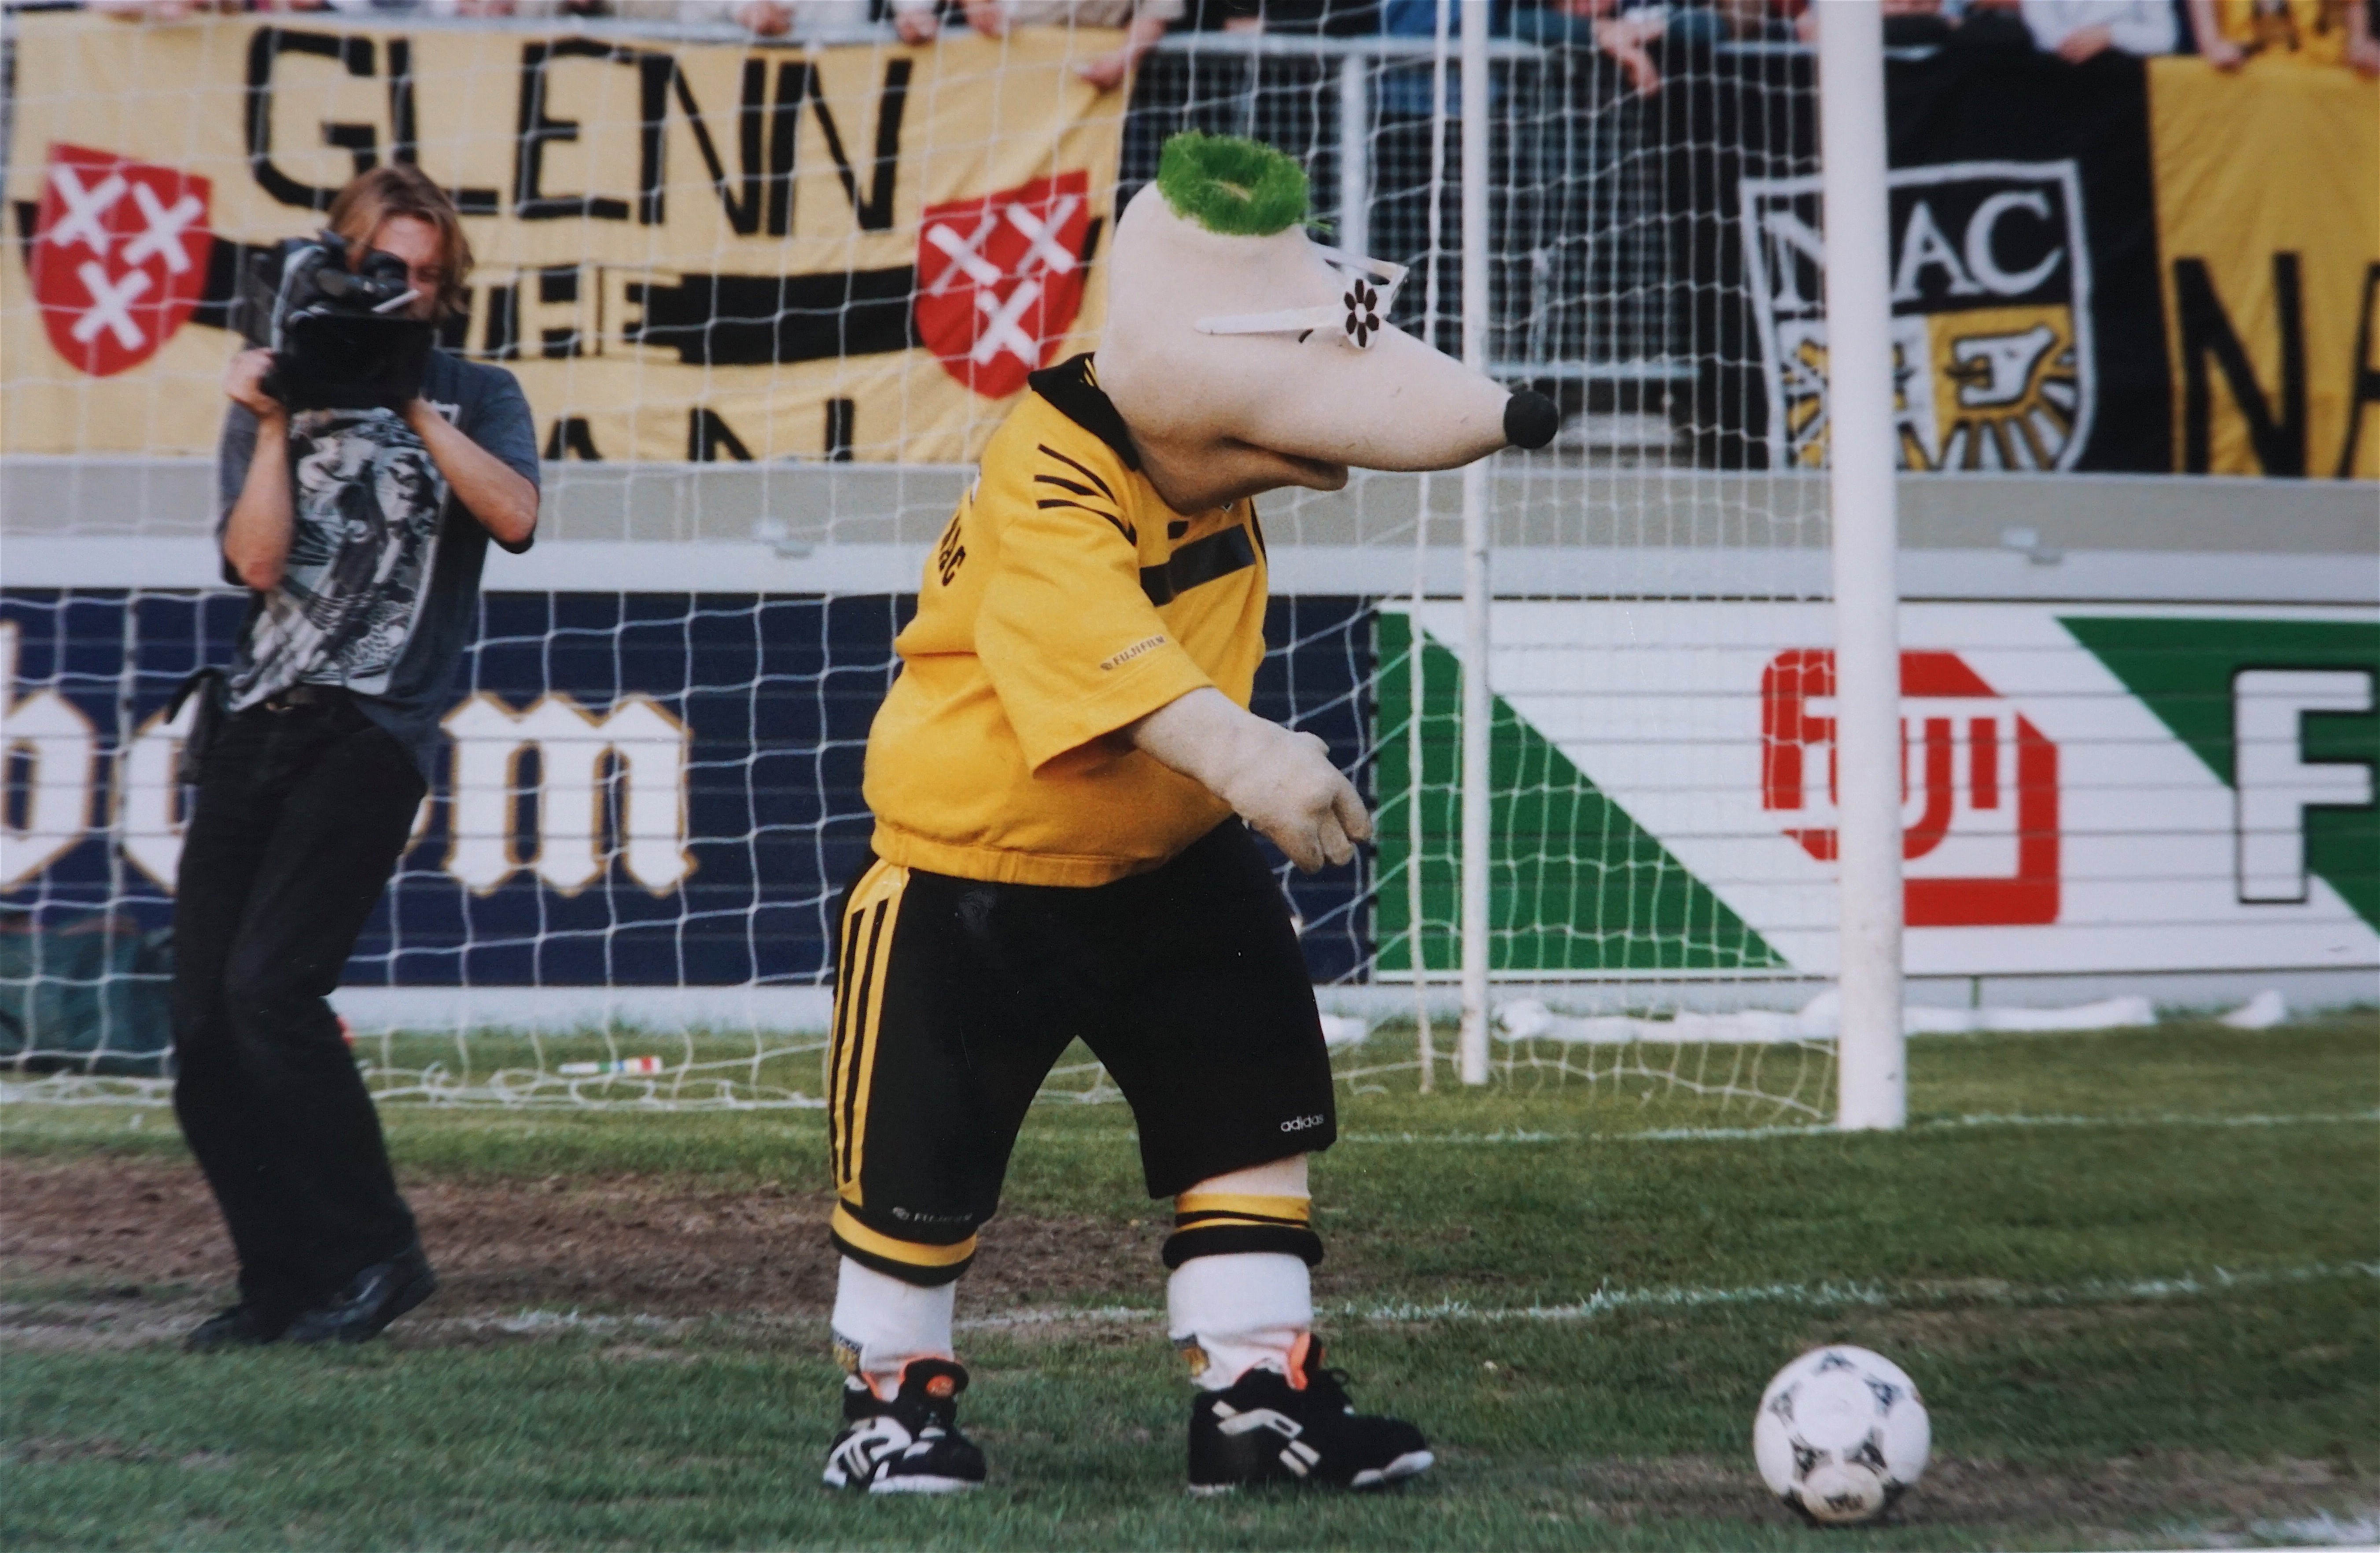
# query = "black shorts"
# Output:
<box><xmin>824</xmin><ymin>820</ymin><xmax>1337</xmax><ymax>1286</ymax></box>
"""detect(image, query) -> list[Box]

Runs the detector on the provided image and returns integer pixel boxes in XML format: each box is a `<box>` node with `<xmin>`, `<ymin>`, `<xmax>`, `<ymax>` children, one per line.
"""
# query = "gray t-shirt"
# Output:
<box><xmin>217</xmin><ymin>350</ymin><xmax>540</xmax><ymax>778</ymax></box>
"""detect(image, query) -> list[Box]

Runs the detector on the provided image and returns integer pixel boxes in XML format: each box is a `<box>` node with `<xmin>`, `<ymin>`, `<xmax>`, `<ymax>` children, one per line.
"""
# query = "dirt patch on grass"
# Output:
<box><xmin>1558</xmin><ymin>1451</ymin><xmax>2376</xmax><ymax>1539</ymax></box>
<box><xmin>0</xmin><ymin>1154</ymin><xmax>1165</xmax><ymax>1339</ymax></box>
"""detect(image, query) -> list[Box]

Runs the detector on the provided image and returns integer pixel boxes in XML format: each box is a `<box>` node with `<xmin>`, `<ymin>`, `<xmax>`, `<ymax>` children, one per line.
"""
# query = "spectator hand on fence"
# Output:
<box><xmin>2052</xmin><ymin>21</ymin><xmax>2113</xmax><ymax>61</ymax></box>
<box><xmin>733</xmin><ymin>1</ymin><xmax>796</xmax><ymax>35</ymax></box>
<box><xmin>2350</xmin><ymin>1</ymin><xmax>2380</xmax><ymax>76</ymax></box>
<box><xmin>1594</xmin><ymin>11</ymin><xmax>1667</xmax><ymax>94</ymax></box>
<box><xmin>2185</xmin><ymin>0</ymin><xmax>2247</xmax><ymax>67</ymax></box>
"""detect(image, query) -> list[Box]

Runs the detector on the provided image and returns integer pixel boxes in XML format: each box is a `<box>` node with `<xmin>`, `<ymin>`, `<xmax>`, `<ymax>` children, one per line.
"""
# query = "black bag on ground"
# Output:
<box><xmin>0</xmin><ymin>910</ymin><xmax>176</xmax><ymax>1077</ymax></box>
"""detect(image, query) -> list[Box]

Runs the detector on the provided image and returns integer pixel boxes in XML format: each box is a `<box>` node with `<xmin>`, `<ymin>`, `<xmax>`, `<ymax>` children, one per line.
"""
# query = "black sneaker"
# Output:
<box><xmin>822</xmin><ymin>1359</ymin><xmax>987</xmax><ymax>1494</ymax></box>
<box><xmin>1187</xmin><ymin>1336</ymin><xmax>1433</xmax><ymax>1494</ymax></box>
<box><xmin>183</xmin><ymin>1303</ymin><xmax>291</xmax><ymax>1353</ymax></box>
<box><xmin>283</xmin><ymin>1240</ymin><xmax>437</xmax><ymax>1346</ymax></box>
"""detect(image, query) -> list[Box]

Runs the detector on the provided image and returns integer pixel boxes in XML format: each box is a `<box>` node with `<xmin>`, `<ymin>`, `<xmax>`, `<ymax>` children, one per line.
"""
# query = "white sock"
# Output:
<box><xmin>831</xmin><ymin>1256</ymin><xmax>955</xmax><ymax>1401</ymax></box>
<box><xmin>1167</xmin><ymin>1251</ymin><xmax>1312</xmax><ymax>1391</ymax></box>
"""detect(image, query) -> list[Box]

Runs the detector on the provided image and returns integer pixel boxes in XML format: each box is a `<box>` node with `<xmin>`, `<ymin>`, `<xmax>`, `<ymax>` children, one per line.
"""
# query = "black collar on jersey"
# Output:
<box><xmin>1027</xmin><ymin>353</ymin><xmax>1141</xmax><ymax>471</ymax></box>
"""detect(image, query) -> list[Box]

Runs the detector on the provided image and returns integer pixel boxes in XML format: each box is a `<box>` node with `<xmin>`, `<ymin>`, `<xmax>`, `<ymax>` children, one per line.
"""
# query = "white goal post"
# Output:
<box><xmin>1815</xmin><ymin>0</ymin><xmax>1908</xmax><ymax>1130</ymax></box>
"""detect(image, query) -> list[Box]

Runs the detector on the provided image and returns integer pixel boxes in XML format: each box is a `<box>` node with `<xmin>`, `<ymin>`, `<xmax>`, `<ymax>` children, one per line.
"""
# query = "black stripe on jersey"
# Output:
<box><xmin>1037</xmin><ymin>498</ymin><xmax>1137</xmax><ymax>545</ymax></box>
<box><xmin>1027</xmin><ymin>354</ymin><xmax>1142</xmax><ymax>469</ymax></box>
<box><xmin>1141</xmin><ymin>525</ymin><xmax>1257</xmax><ymax>606</ymax></box>
<box><xmin>1035</xmin><ymin>473</ymin><xmax>1104</xmax><ymax>500</ymax></box>
<box><xmin>1036</xmin><ymin>444</ymin><xmax>1118</xmax><ymax>502</ymax></box>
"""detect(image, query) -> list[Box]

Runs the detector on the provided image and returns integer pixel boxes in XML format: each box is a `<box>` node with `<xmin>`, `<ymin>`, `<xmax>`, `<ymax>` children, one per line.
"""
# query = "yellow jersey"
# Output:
<box><xmin>863</xmin><ymin>354</ymin><xmax>1270</xmax><ymax>887</ymax></box>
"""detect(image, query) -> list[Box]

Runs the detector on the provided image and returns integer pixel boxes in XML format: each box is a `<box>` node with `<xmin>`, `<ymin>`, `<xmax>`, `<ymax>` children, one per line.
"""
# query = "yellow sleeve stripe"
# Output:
<box><xmin>1175</xmin><ymin>1191</ymin><xmax>1311</xmax><ymax>1223</ymax></box>
<box><xmin>831</xmin><ymin>1204</ymin><xmax>978</xmax><ymax>1268</ymax></box>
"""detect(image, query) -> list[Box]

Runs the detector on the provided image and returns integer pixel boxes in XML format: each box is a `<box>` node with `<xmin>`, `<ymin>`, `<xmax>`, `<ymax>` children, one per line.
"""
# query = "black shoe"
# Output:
<box><xmin>183</xmin><ymin>1303</ymin><xmax>292</xmax><ymax>1353</ymax></box>
<box><xmin>1187</xmin><ymin>1336</ymin><xmax>1433</xmax><ymax>1494</ymax></box>
<box><xmin>283</xmin><ymin>1241</ymin><xmax>437</xmax><ymax>1346</ymax></box>
<box><xmin>822</xmin><ymin>1359</ymin><xmax>987</xmax><ymax>1494</ymax></box>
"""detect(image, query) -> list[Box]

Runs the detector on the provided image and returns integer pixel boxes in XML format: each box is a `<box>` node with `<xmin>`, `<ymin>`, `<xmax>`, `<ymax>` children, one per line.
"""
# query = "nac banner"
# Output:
<box><xmin>0</xmin><ymin>13</ymin><xmax>1126</xmax><ymax>465</ymax></box>
<box><xmin>1735</xmin><ymin>49</ymin><xmax>2378</xmax><ymax>477</ymax></box>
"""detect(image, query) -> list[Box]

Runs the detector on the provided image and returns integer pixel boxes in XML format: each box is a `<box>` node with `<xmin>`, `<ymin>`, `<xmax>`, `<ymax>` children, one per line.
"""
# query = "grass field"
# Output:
<box><xmin>4</xmin><ymin>1015</ymin><xmax>2376</xmax><ymax>1550</ymax></box>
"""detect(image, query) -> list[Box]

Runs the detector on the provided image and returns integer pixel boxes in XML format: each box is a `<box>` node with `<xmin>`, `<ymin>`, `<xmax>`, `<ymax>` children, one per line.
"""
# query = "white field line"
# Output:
<box><xmin>1337</xmin><ymin>1260</ymin><xmax>2380</xmax><ymax>1325</ymax></box>
<box><xmin>15</xmin><ymin>1262</ymin><xmax>2369</xmax><ymax>1350</ymax></box>
<box><xmin>949</xmin><ymin>1259</ymin><xmax>2380</xmax><ymax>1332</ymax></box>
<box><xmin>1337</xmin><ymin>1109</ymin><xmax>2380</xmax><ymax>1145</ymax></box>
<box><xmin>956</xmin><ymin>1258</ymin><xmax>2380</xmax><ymax>1332</ymax></box>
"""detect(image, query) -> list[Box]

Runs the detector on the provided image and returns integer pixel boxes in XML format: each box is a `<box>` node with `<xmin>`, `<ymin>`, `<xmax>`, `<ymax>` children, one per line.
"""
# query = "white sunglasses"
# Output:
<box><xmin>1193</xmin><ymin>244</ymin><xmax>1411</xmax><ymax>351</ymax></box>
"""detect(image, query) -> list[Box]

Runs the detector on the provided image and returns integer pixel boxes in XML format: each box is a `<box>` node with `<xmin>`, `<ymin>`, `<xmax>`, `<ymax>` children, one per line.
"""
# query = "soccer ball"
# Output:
<box><xmin>1752</xmin><ymin>1345</ymin><xmax>1929</xmax><ymax>1525</ymax></box>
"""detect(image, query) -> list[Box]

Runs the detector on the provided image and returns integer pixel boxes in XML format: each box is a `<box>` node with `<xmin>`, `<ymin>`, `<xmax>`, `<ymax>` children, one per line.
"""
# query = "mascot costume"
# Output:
<box><xmin>821</xmin><ymin>133</ymin><xmax>1557</xmax><ymax>1495</ymax></box>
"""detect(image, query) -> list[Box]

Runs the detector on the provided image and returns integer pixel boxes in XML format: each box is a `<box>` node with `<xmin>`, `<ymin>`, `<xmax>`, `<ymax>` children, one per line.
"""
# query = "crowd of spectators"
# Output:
<box><xmin>69</xmin><ymin>0</ymin><xmax>2380</xmax><ymax>85</ymax></box>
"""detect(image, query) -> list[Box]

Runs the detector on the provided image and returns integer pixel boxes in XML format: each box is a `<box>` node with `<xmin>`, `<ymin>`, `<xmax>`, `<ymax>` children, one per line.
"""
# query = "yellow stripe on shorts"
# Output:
<box><xmin>829</xmin><ymin>861</ymin><xmax>907</xmax><ymax>1202</ymax></box>
<box><xmin>831</xmin><ymin>1203</ymin><xmax>977</xmax><ymax>1269</ymax></box>
<box><xmin>1175</xmin><ymin>1191</ymin><xmax>1312</xmax><ymax>1224</ymax></box>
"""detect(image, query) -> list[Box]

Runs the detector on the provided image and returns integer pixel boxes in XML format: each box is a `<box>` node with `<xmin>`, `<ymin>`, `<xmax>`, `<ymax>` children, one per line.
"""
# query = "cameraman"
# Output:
<box><xmin>176</xmin><ymin>165</ymin><xmax>539</xmax><ymax>1351</ymax></box>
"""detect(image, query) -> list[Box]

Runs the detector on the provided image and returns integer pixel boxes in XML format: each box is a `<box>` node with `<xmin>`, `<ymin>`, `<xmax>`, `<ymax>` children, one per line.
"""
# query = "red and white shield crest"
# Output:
<box><xmin>29</xmin><ymin>144</ymin><xmax>213</xmax><ymax>378</ymax></box>
<box><xmin>915</xmin><ymin>171</ymin><xmax>1092</xmax><ymax>401</ymax></box>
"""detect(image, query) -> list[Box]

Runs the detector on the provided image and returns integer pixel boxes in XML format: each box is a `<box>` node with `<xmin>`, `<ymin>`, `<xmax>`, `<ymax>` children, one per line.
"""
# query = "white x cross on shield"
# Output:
<box><xmin>69</xmin><ymin>261</ymin><xmax>151</xmax><ymax>349</ymax></box>
<box><xmin>45</xmin><ymin>166</ymin><xmax>127</xmax><ymax>257</ymax></box>
<box><xmin>972</xmin><ymin>277</ymin><xmax>1045</xmax><ymax>366</ymax></box>
<box><xmin>1005</xmin><ymin>195</ymin><xmax>1083</xmax><ymax>280</ymax></box>
<box><xmin>122</xmin><ymin>181</ymin><xmax>205</xmax><ymax>275</ymax></box>
<box><xmin>924</xmin><ymin>212</ymin><xmax>1005</xmax><ymax>296</ymax></box>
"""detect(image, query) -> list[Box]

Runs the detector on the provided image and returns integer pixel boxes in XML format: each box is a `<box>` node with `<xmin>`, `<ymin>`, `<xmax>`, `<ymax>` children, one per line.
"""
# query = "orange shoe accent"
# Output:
<box><xmin>888</xmin><ymin>1356</ymin><xmax>959</xmax><ymax>1402</ymax></box>
<box><xmin>1286</xmin><ymin>1331</ymin><xmax>1313</xmax><ymax>1392</ymax></box>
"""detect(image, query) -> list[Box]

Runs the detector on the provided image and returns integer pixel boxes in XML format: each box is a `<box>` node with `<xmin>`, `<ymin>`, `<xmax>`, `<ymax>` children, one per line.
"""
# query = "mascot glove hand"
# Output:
<box><xmin>1130</xmin><ymin>688</ymin><xmax>1372</xmax><ymax>872</ymax></box>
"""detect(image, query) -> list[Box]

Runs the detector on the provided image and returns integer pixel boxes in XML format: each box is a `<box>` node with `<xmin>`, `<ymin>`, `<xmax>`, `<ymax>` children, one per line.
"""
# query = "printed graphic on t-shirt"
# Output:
<box><xmin>230</xmin><ymin>406</ymin><xmax>448</xmax><ymax>708</ymax></box>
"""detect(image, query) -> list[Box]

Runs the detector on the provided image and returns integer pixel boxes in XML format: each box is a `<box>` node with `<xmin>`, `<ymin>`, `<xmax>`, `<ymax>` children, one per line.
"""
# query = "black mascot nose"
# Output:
<box><xmin>1502</xmin><ymin>391</ymin><xmax>1560</xmax><ymax>450</ymax></box>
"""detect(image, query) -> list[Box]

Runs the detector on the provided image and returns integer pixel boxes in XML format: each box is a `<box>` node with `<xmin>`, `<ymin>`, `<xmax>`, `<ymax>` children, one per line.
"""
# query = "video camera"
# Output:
<box><xmin>235</xmin><ymin>232</ymin><xmax>435</xmax><ymax>413</ymax></box>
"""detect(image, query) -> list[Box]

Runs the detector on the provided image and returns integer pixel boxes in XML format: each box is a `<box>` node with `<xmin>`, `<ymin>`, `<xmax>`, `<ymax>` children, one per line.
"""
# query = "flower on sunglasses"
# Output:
<box><xmin>1342</xmin><ymin>279</ymin><xmax>1382</xmax><ymax>348</ymax></box>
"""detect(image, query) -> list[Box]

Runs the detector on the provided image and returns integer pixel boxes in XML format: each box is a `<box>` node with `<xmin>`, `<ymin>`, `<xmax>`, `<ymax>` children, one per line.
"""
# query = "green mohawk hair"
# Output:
<box><xmin>1155</xmin><ymin>132</ymin><xmax>1310</xmax><ymax>237</ymax></box>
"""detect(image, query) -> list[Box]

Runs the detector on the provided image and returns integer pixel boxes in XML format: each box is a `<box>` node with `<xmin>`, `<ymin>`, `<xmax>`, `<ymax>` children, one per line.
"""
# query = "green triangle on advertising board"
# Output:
<box><xmin>1371</xmin><ymin>612</ymin><xmax>1787</xmax><ymax>974</ymax></box>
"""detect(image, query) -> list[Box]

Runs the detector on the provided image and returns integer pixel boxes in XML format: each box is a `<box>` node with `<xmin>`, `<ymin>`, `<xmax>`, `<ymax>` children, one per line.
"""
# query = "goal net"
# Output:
<box><xmin>1</xmin><ymin>9</ymin><xmax>1836</xmax><ymax>1120</ymax></box>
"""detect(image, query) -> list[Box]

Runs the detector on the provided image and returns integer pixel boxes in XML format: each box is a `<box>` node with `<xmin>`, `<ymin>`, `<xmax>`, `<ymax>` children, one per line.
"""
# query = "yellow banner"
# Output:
<box><xmin>2149</xmin><ymin>56</ymin><xmax>2380</xmax><ymax>479</ymax></box>
<box><xmin>1</xmin><ymin>14</ymin><xmax>1125</xmax><ymax>464</ymax></box>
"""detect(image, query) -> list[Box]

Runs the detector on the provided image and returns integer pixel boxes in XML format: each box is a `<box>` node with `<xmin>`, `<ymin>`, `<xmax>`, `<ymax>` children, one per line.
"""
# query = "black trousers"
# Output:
<box><xmin>825</xmin><ymin>822</ymin><xmax>1337</xmax><ymax>1287</ymax></box>
<box><xmin>170</xmin><ymin>695</ymin><xmax>427</xmax><ymax>1319</ymax></box>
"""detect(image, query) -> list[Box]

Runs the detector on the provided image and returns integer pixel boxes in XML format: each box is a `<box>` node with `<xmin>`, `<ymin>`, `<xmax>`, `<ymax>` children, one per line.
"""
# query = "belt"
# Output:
<box><xmin>259</xmin><ymin>684</ymin><xmax>343</xmax><ymax>712</ymax></box>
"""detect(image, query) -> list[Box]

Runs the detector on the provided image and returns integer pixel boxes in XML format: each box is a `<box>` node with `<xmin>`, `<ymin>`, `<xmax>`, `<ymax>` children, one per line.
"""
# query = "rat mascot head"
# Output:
<box><xmin>1094</xmin><ymin>132</ymin><xmax>1558</xmax><ymax>514</ymax></box>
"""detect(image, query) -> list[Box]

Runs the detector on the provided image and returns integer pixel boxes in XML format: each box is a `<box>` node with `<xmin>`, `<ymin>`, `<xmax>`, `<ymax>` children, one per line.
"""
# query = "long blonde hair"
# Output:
<box><xmin>324</xmin><ymin>165</ymin><xmax>473</xmax><ymax>321</ymax></box>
